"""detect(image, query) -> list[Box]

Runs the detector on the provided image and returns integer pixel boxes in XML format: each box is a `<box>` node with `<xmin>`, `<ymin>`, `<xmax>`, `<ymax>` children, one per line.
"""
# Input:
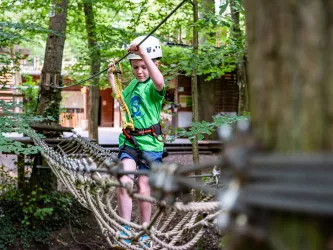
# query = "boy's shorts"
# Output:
<box><xmin>119</xmin><ymin>149</ymin><xmax>163</xmax><ymax>170</ymax></box>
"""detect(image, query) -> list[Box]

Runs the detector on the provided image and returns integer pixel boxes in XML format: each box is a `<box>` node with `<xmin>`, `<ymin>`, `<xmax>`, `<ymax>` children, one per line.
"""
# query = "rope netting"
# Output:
<box><xmin>24</xmin><ymin>127</ymin><xmax>221</xmax><ymax>250</ymax></box>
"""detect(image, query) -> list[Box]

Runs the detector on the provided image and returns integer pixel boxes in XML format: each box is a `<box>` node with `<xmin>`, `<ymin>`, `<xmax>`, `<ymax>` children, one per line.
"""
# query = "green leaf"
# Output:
<box><xmin>197</xmin><ymin>134</ymin><xmax>204</xmax><ymax>140</ymax></box>
<box><xmin>219</xmin><ymin>1</ymin><xmax>229</xmax><ymax>15</ymax></box>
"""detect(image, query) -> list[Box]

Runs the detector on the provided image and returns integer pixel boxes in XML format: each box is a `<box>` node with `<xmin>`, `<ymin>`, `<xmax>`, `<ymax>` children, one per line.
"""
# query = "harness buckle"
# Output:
<box><xmin>138</xmin><ymin>128</ymin><xmax>146</xmax><ymax>135</ymax></box>
<box><xmin>139</xmin><ymin>157</ymin><xmax>150</xmax><ymax>169</ymax></box>
<box><xmin>122</xmin><ymin>129</ymin><xmax>132</xmax><ymax>140</ymax></box>
<box><xmin>151</xmin><ymin>125</ymin><xmax>165</xmax><ymax>142</ymax></box>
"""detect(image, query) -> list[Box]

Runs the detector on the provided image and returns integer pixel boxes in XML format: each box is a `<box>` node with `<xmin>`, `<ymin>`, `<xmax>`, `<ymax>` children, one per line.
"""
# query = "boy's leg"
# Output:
<box><xmin>137</xmin><ymin>151</ymin><xmax>163</xmax><ymax>224</ymax></box>
<box><xmin>138</xmin><ymin>175</ymin><xmax>151</xmax><ymax>224</ymax></box>
<box><xmin>118</xmin><ymin>158</ymin><xmax>137</xmax><ymax>221</ymax></box>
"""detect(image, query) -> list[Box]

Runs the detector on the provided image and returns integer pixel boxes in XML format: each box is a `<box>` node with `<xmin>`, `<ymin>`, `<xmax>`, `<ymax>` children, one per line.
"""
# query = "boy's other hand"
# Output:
<box><xmin>107</xmin><ymin>63</ymin><xmax>115</xmax><ymax>80</ymax></box>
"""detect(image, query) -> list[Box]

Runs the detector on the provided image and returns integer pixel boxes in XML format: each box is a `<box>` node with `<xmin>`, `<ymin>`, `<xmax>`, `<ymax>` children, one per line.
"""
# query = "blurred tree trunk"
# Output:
<box><xmin>37</xmin><ymin>0</ymin><xmax>68</xmax><ymax>122</ymax></box>
<box><xmin>232</xmin><ymin>0</ymin><xmax>333</xmax><ymax>249</ymax></box>
<box><xmin>245</xmin><ymin>0</ymin><xmax>333</xmax><ymax>152</ymax></box>
<box><xmin>230</xmin><ymin>0</ymin><xmax>249</xmax><ymax>114</ymax></box>
<box><xmin>83</xmin><ymin>0</ymin><xmax>100</xmax><ymax>142</ymax></box>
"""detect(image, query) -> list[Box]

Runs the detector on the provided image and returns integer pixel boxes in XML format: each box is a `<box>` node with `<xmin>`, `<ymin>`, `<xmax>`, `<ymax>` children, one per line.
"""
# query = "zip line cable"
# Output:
<box><xmin>56</xmin><ymin>0</ymin><xmax>189</xmax><ymax>89</ymax></box>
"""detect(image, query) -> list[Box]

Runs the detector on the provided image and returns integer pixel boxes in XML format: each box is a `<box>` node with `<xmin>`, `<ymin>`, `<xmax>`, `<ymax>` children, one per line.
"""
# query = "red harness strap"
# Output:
<box><xmin>122</xmin><ymin>128</ymin><xmax>132</xmax><ymax>140</ymax></box>
<box><xmin>123</xmin><ymin>123</ymin><xmax>165</xmax><ymax>142</ymax></box>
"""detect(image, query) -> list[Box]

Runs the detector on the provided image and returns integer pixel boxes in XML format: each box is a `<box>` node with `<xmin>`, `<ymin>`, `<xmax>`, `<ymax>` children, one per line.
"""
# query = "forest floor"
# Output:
<box><xmin>46</xmin><ymin>154</ymin><xmax>222</xmax><ymax>250</ymax></box>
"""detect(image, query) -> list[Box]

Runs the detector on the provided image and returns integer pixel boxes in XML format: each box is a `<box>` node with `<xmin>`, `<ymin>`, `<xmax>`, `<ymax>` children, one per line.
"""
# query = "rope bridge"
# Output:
<box><xmin>24</xmin><ymin>127</ymin><xmax>221</xmax><ymax>250</ymax></box>
<box><xmin>17</xmin><ymin>123</ymin><xmax>333</xmax><ymax>249</ymax></box>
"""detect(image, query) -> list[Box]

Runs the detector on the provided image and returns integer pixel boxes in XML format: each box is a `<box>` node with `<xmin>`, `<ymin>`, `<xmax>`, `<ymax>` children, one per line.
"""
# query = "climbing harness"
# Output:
<box><xmin>119</xmin><ymin>123</ymin><xmax>165</xmax><ymax>169</ymax></box>
<box><xmin>55</xmin><ymin>0</ymin><xmax>189</xmax><ymax>89</ymax></box>
<box><xmin>110</xmin><ymin>62</ymin><xmax>165</xmax><ymax>169</ymax></box>
<box><xmin>114</xmin><ymin>61</ymin><xmax>165</xmax><ymax>167</ymax></box>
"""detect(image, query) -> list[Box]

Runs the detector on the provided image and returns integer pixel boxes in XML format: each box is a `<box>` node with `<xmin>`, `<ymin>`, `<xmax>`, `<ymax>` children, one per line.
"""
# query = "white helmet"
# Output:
<box><xmin>128</xmin><ymin>35</ymin><xmax>162</xmax><ymax>60</ymax></box>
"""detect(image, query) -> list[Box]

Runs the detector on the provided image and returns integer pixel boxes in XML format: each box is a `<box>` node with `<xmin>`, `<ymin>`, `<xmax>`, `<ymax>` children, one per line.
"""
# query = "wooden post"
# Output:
<box><xmin>17</xmin><ymin>154</ymin><xmax>25</xmax><ymax>190</ymax></box>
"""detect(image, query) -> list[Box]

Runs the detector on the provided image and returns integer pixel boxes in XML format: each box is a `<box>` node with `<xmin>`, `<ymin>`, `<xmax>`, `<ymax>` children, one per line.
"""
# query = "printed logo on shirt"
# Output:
<box><xmin>130</xmin><ymin>95</ymin><xmax>145</xmax><ymax>120</ymax></box>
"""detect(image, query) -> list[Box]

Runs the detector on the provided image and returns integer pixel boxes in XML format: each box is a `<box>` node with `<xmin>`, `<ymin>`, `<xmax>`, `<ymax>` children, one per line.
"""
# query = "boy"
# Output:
<box><xmin>107</xmin><ymin>35</ymin><xmax>165</xmax><ymax>246</ymax></box>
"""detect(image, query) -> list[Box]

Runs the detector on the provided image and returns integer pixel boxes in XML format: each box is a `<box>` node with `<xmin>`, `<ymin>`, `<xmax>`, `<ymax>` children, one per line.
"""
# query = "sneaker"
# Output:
<box><xmin>120</xmin><ymin>225</ymin><xmax>131</xmax><ymax>245</ymax></box>
<box><xmin>139</xmin><ymin>234</ymin><xmax>151</xmax><ymax>248</ymax></box>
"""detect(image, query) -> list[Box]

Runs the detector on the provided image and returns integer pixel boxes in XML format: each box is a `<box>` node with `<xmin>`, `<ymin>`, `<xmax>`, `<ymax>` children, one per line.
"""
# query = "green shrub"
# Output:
<box><xmin>0</xmin><ymin>187</ymin><xmax>83</xmax><ymax>250</ymax></box>
<box><xmin>0</xmin><ymin>216</ymin><xmax>16</xmax><ymax>250</ymax></box>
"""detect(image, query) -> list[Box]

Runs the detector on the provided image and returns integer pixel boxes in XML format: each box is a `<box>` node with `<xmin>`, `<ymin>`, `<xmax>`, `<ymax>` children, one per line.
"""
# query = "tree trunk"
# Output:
<box><xmin>198</xmin><ymin>0</ymin><xmax>214</xmax><ymax>44</ymax></box>
<box><xmin>83</xmin><ymin>0</ymin><xmax>100</xmax><ymax>143</ymax></box>
<box><xmin>30</xmin><ymin>0</ymin><xmax>68</xmax><ymax>192</ymax></box>
<box><xmin>230</xmin><ymin>0</ymin><xmax>249</xmax><ymax>114</ymax></box>
<box><xmin>191</xmin><ymin>0</ymin><xmax>199</xmax><ymax>165</ymax></box>
<box><xmin>232</xmin><ymin>0</ymin><xmax>333</xmax><ymax>249</ymax></box>
<box><xmin>191</xmin><ymin>0</ymin><xmax>201</xmax><ymax>202</ymax></box>
<box><xmin>29</xmin><ymin>154</ymin><xmax>57</xmax><ymax>192</ymax></box>
<box><xmin>244</xmin><ymin>0</ymin><xmax>333</xmax><ymax>152</ymax></box>
<box><xmin>236</xmin><ymin>58</ymin><xmax>249</xmax><ymax>114</ymax></box>
<box><xmin>37</xmin><ymin>0</ymin><xmax>68</xmax><ymax>122</ymax></box>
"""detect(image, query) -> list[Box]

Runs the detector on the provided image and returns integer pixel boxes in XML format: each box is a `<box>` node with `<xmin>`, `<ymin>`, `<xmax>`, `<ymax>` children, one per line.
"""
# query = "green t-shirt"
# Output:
<box><xmin>119</xmin><ymin>78</ymin><xmax>166</xmax><ymax>152</ymax></box>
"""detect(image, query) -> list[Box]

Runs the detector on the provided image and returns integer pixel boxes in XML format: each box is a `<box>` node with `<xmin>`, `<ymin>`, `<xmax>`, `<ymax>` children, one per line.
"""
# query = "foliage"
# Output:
<box><xmin>0</xmin><ymin>0</ymin><xmax>248</xmax><ymax>138</ymax></box>
<box><xmin>219</xmin><ymin>0</ymin><xmax>245</xmax><ymax>16</ymax></box>
<box><xmin>0</xmin><ymin>182</ymin><xmax>88</xmax><ymax>250</ymax></box>
<box><xmin>0</xmin><ymin>21</ymin><xmax>28</xmax><ymax>46</ymax></box>
<box><xmin>0</xmin><ymin>216</ymin><xmax>17</xmax><ymax>250</ymax></box>
<box><xmin>0</xmin><ymin>0</ymin><xmax>247</xmax><ymax>88</ymax></box>
<box><xmin>61</xmin><ymin>0</ymin><xmax>245</xmax><ymax>86</ymax></box>
<box><xmin>0</xmin><ymin>135</ymin><xmax>42</xmax><ymax>155</ymax></box>
<box><xmin>0</xmin><ymin>0</ymin><xmax>247</xmax><ymax>82</ymax></box>
<box><xmin>173</xmin><ymin>114</ymin><xmax>249</xmax><ymax>143</ymax></box>
<box><xmin>0</xmin><ymin>21</ymin><xmax>54</xmax><ymax>47</ymax></box>
<box><xmin>0</xmin><ymin>101</ymin><xmax>49</xmax><ymax>155</ymax></box>
<box><xmin>19</xmin><ymin>75</ymin><xmax>39</xmax><ymax>115</ymax></box>
<box><xmin>161</xmin><ymin>43</ymin><xmax>240</xmax><ymax>82</ymax></box>
<box><xmin>0</xmin><ymin>164</ymin><xmax>16</xmax><ymax>193</ymax></box>
<box><xmin>0</xmin><ymin>25</ymin><xmax>47</xmax><ymax>154</ymax></box>
<box><xmin>0</xmin><ymin>52</ymin><xmax>24</xmax><ymax>88</ymax></box>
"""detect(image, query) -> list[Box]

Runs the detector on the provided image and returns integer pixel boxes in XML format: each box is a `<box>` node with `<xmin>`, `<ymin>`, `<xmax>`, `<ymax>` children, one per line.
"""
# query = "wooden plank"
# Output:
<box><xmin>0</xmin><ymin>93</ymin><xmax>24</xmax><ymax>97</ymax></box>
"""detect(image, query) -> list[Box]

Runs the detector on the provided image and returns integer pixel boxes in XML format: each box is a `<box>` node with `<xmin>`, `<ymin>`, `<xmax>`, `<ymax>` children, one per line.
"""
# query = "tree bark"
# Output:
<box><xmin>231</xmin><ymin>0</ymin><xmax>333</xmax><ymax>249</ymax></box>
<box><xmin>191</xmin><ymin>0</ymin><xmax>201</xmax><ymax>202</ymax></box>
<box><xmin>244</xmin><ymin>0</ymin><xmax>333</xmax><ymax>152</ymax></box>
<box><xmin>37</xmin><ymin>0</ymin><xmax>68</xmax><ymax>122</ymax></box>
<box><xmin>83</xmin><ymin>0</ymin><xmax>100</xmax><ymax>142</ymax></box>
<box><xmin>230</xmin><ymin>0</ymin><xmax>249</xmax><ymax>114</ymax></box>
<box><xmin>191</xmin><ymin>0</ymin><xmax>199</xmax><ymax>165</ymax></box>
<box><xmin>236</xmin><ymin>58</ymin><xmax>249</xmax><ymax>114</ymax></box>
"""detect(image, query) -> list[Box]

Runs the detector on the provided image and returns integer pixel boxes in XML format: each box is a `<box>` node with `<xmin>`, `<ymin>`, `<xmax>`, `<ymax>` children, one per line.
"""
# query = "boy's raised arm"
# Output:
<box><xmin>128</xmin><ymin>43</ymin><xmax>164</xmax><ymax>92</ymax></box>
<box><xmin>107</xmin><ymin>63</ymin><xmax>117</xmax><ymax>95</ymax></box>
